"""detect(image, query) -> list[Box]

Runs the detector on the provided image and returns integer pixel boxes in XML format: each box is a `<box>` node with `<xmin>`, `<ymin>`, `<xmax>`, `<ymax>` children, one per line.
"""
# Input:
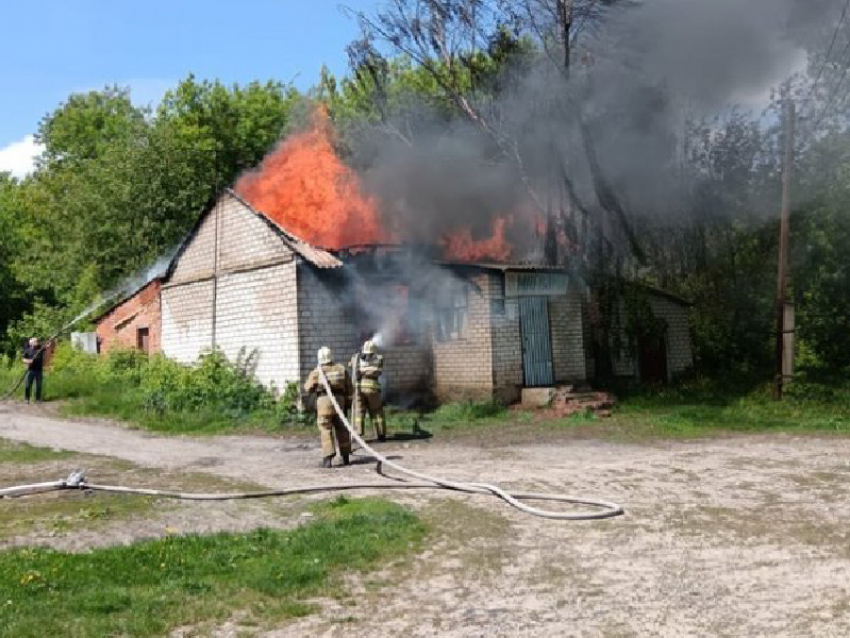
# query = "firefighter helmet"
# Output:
<box><xmin>362</xmin><ymin>339</ymin><xmax>377</xmax><ymax>355</ymax></box>
<box><xmin>318</xmin><ymin>347</ymin><xmax>332</xmax><ymax>365</ymax></box>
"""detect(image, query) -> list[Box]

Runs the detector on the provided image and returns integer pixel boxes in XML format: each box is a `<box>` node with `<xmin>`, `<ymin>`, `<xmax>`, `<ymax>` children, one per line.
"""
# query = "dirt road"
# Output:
<box><xmin>2</xmin><ymin>402</ymin><xmax>850</xmax><ymax>637</ymax></box>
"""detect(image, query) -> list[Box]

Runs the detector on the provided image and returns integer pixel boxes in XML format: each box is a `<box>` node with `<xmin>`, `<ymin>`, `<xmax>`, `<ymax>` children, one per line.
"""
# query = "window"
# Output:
<box><xmin>356</xmin><ymin>284</ymin><xmax>420</xmax><ymax>347</ymax></box>
<box><xmin>436</xmin><ymin>283</ymin><xmax>468</xmax><ymax>342</ymax></box>
<box><xmin>136</xmin><ymin>327</ymin><xmax>150</xmax><ymax>354</ymax></box>
<box><xmin>491</xmin><ymin>274</ymin><xmax>506</xmax><ymax>317</ymax></box>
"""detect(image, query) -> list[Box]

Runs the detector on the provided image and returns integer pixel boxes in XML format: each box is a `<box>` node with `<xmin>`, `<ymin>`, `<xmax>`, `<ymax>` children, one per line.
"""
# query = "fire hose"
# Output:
<box><xmin>316</xmin><ymin>368</ymin><xmax>623</xmax><ymax>520</ymax></box>
<box><xmin>0</xmin><ymin>371</ymin><xmax>624</xmax><ymax>521</ymax></box>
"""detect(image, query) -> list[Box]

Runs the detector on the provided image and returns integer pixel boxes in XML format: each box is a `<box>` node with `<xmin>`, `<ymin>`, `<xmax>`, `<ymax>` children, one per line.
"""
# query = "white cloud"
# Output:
<box><xmin>0</xmin><ymin>135</ymin><xmax>44</xmax><ymax>178</ymax></box>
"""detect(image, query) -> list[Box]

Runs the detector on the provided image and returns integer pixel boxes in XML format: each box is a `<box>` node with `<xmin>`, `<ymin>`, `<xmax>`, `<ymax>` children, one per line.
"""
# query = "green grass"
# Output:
<box><xmin>383</xmin><ymin>375</ymin><xmax>850</xmax><ymax>442</ymax></box>
<box><xmin>7</xmin><ymin>354</ymin><xmax>850</xmax><ymax>440</ymax></box>
<box><xmin>0</xmin><ymin>439</ymin><xmax>75</xmax><ymax>464</ymax></box>
<box><xmin>0</xmin><ymin>366</ymin><xmax>297</xmax><ymax>435</ymax></box>
<box><xmin>0</xmin><ymin>493</ymin><xmax>157</xmax><ymax>541</ymax></box>
<box><xmin>611</xmin><ymin>375</ymin><xmax>850</xmax><ymax>438</ymax></box>
<box><xmin>0</xmin><ymin>497</ymin><xmax>426</xmax><ymax>638</ymax></box>
<box><xmin>59</xmin><ymin>388</ymin><xmax>293</xmax><ymax>435</ymax></box>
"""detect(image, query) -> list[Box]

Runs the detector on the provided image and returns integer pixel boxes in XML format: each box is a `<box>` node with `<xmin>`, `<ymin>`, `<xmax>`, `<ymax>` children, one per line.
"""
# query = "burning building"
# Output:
<box><xmin>96</xmin><ymin>109</ymin><xmax>693</xmax><ymax>401</ymax></box>
<box><xmin>96</xmin><ymin>187</ymin><xmax>692</xmax><ymax>403</ymax></box>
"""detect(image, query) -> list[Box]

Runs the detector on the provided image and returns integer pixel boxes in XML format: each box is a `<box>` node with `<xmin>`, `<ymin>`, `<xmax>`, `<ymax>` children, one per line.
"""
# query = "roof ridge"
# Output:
<box><xmin>224</xmin><ymin>189</ymin><xmax>342</xmax><ymax>269</ymax></box>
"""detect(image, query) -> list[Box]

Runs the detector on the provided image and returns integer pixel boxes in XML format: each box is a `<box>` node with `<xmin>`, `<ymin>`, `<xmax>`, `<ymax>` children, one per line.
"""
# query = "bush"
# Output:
<box><xmin>25</xmin><ymin>341</ymin><xmax>305</xmax><ymax>433</ymax></box>
<box><xmin>140</xmin><ymin>350</ymin><xmax>274</xmax><ymax>417</ymax></box>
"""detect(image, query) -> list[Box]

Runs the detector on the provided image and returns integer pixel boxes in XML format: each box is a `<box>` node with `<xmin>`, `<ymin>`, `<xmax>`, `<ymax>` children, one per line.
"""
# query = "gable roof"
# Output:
<box><xmin>226</xmin><ymin>189</ymin><xmax>342</xmax><ymax>269</ymax></box>
<box><xmin>165</xmin><ymin>189</ymin><xmax>342</xmax><ymax>282</ymax></box>
<box><xmin>92</xmin><ymin>276</ymin><xmax>163</xmax><ymax>325</ymax></box>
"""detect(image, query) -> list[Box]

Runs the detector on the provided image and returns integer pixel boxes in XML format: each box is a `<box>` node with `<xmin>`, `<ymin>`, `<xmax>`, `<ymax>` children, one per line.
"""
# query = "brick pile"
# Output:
<box><xmin>550</xmin><ymin>385</ymin><xmax>616</xmax><ymax>418</ymax></box>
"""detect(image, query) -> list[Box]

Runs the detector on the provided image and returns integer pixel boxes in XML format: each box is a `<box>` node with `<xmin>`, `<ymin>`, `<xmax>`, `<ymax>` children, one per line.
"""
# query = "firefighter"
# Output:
<box><xmin>303</xmin><ymin>347</ymin><xmax>353</xmax><ymax>468</ymax></box>
<box><xmin>352</xmin><ymin>339</ymin><xmax>386</xmax><ymax>441</ymax></box>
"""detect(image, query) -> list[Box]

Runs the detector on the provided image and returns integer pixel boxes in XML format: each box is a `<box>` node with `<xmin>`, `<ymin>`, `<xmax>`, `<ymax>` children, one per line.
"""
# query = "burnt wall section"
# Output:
<box><xmin>650</xmin><ymin>295</ymin><xmax>693</xmax><ymax>376</ymax></box>
<box><xmin>491</xmin><ymin>280</ymin><xmax>523</xmax><ymax>405</ymax></box>
<box><xmin>432</xmin><ymin>272</ymin><xmax>494</xmax><ymax>402</ymax></box>
<box><xmin>297</xmin><ymin>265</ymin><xmax>360</xmax><ymax>382</ymax></box>
<box><xmin>607</xmin><ymin>293</ymin><xmax>693</xmax><ymax>381</ymax></box>
<box><xmin>549</xmin><ymin>292</ymin><xmax>588</xmax><ymax>383</ymax></box>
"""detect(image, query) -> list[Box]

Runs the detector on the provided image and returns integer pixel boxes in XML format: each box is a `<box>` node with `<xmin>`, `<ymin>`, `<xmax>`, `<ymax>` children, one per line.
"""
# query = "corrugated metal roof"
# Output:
<box><xmin>434</xmin><ymin>260</ymin><xmax>570</xmax><ymax>272</ymax></box>
<box><xmin>226</xmin><ymin>189</ymin><xmax>342</xmax><ymax>269</ymax></box>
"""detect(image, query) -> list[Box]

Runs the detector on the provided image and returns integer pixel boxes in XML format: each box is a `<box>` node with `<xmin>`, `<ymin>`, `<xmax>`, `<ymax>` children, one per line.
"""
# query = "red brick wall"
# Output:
<box><xmin>96</xmin><ymin>280</ymin><xmax>162</xmax><ymax>354</ymax></box>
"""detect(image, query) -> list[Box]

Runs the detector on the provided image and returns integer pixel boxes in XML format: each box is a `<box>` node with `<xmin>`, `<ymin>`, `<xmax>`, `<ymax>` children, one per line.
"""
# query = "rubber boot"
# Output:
<box><xmin>341</xmin><ymin>452</ymin><xmax>350</xmax><ymax>466</ymax></box>
<box><xmin>321</xmin><ymin>456</ymin><xmax>334</xmax><ymax>469</ymax></box>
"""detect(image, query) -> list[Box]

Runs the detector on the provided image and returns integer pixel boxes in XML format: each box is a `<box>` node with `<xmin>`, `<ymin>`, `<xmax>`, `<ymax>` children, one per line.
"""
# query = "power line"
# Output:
<box><xmin>810</xmin><ymin>36</ymin><xmax>850</xmax><ymax>135</ymax></box>
<box><xmin>810</xmin><ymin>0</ymin><xmax>850</xmax><ymax>99</ymax></box>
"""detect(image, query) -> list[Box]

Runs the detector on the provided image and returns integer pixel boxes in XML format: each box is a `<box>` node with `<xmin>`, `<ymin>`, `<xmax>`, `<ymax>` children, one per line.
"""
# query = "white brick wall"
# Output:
<box><xmin>161</xmin><ymin>280</ymin><xmax>214</xmax><ymax>364</ymax></box>
<box><xmin>215</xmin><ymin>261</ymin><xmax>300</xmax><ymax>391</ymax></box>
<box><xmin>161</xmin><ymin>193</ymin><xmax>301</xmax><ymax>392</ymax></box>
<box><xmin>382</xmin><ymin>346</ymin><xmax>432</xmax><ymax>395</ymax></box>
<box><xmin>432</xmin><ymin>270</ymin><xmax>589</xmax><ymax>402</ymax></box>
<box><xmin>218</xmin><ymin>195</ymin><xmax>292</xmax><ymax>272</ymax></box>
<box><xmin>491</xmin><ymin>278</ymin><xmax>523</xmax><ymax>404</ymax></box>
<box><xmin>170</xmin><ymin>206</ymin><xmax>218</xmax><ymax>284</ymax></box>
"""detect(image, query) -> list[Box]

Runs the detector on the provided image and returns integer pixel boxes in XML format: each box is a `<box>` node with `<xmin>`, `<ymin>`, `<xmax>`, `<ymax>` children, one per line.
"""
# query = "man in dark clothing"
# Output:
<box><xmin>22</xmin><ymin>337</ymin><xmax>45</xmax><ymax>404</ymax></box>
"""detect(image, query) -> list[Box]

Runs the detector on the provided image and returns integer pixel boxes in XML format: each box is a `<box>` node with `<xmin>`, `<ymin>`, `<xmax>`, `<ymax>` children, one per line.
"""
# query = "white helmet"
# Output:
<box><xmin>318</xmin><ymin>347</ymin><xmax>332</xmax><ymax>365</ymax></box>
<box><xmin>362</xmin><ymin>339</ymin><xmax>377</xmax><ymax>355</ymax></box>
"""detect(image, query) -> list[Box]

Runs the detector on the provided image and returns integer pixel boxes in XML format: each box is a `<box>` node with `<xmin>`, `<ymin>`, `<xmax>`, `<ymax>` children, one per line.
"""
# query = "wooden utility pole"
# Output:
<box><xmin>773</xmin><ymin>96</ymin><xmax>795</xmax><ymax>400</ymax></box>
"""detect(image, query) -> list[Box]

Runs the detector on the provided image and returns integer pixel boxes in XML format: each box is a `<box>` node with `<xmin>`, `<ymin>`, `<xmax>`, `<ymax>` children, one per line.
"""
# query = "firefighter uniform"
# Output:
<box><xmin>352</xmin><ymin>341</ymin><xmax>386</xmax><ymax>441</ymax></box>
<box><xmin>304</xmin><ymin>348</ymin><xmax>353</xmax><ymax>467</ymax></box>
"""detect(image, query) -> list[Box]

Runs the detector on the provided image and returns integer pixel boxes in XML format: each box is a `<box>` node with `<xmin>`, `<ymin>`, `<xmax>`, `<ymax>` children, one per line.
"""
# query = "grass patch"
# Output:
<box><xmin>0</xmin><ymin>445</ymin><xmax>271</xmax><ymax>543</ymax></box>
<box><xmin>59</xmin><ymin>390</ymin><xmax>298</xmax><ymax>436</ymax></box>
<box><xmin>0</xmin><ymin>347</ymin><xmax>309</xmax><ymax>435</ymax></box>
<box><xmin>0</xmin><ymin>492</ymin><xmax>157</xmax><ymax>542</ymax></box>
<box><xmin>611</xmin><ymin>375</ymin><xmax>850</xmax><ymax>438</ymax></box>
<box><xmin>383</xmin><ymin>375</ymin><xmax>850</xmax><ymax>444</ymax></box>
<box><xmin>0</xmin><ymin>439</ymin><xmax>75</xmax><ymax>464</ymax></box>
<box><xmin>0</xmin><ymin>497</ymin><xmax>426</xmax><ymax>638</ymax></box>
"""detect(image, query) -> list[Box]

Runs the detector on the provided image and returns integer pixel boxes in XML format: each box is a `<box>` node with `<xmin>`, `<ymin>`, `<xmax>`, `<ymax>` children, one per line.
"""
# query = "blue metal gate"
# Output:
<box><xmin>519</xmin><ymin>296</ymin><xmax>554</xmax><ymax>387</ymax></box>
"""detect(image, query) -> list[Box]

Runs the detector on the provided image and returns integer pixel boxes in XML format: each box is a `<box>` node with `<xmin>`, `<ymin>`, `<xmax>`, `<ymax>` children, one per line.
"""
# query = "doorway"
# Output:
<box><xmin>519</xmin><ymin>296</ymin><xmax>554</xmax><ymax>387</ymax></box>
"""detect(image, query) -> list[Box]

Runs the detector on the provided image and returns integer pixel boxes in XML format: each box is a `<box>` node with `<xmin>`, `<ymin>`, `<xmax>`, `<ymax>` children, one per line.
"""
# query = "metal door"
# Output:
<box><xmin>519</xmin><ymin>296</ymin><xmax>554</xmax><ymax>387</ymax></box>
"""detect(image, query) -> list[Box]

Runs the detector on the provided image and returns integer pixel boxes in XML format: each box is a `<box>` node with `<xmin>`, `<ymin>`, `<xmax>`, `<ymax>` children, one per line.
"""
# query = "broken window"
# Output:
<box><xmin>436</xmin><ymin>283</ymin><xmax>468</xmax><ymax>342</ymax></box>
<box><xmin>491</xmin><ymin>274</ymin><xmax>506</xmax><ymax>317</ymax></box>
<box><xmin>357</xmin><ymin>284</ymin><xmax>420</xmax><ymax>347</ymax></box>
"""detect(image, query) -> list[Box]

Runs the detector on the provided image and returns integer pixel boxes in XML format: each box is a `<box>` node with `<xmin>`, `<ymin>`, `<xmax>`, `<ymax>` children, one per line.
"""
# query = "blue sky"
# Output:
<box><xmin>0</xmin><ymin>0</ymin><xmax>380</xmax><ymax>176</ymax></box>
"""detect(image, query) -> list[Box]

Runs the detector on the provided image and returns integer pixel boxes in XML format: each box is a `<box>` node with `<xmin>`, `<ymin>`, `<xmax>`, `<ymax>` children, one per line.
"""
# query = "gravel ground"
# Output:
<box><xmin>2</xmin><ymin>401</ymin><xmax>850</xmax><ymax>637</ymax></box>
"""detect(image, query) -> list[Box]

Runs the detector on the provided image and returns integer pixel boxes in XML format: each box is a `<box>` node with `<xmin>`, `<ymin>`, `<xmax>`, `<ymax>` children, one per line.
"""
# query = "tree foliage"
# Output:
<box><xmin>0</xmin><ymin>77</ymin><xmax>298</xmax><ymax>351</ymax></box>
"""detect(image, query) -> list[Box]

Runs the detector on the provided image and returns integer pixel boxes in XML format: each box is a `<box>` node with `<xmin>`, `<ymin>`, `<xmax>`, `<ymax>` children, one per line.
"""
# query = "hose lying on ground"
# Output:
<box><xmin>316</xmin><ymin>368</ymin><xmax>624</xmax><ymax>521</ymax></box>
<box><xmin>0</xmin><ymin>372</ymin><xmax>625</xmax><ymax>521</ymax></box>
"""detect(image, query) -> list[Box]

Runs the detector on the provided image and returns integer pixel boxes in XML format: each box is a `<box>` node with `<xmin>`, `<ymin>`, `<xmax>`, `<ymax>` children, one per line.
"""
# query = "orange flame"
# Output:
<box><xmin>236</xmin><ymin>107</ymin><xmax>391</xmax><ymax>249</ymax></box>
<box><xmin>440</xmin><ymin>217</ymin><xmax>513</xmax><ymax>263</ymax></box>
<box><xmin>237</xmin><ymin>106</ymin><xmax>528</xmax><ymax>262</ymax></box>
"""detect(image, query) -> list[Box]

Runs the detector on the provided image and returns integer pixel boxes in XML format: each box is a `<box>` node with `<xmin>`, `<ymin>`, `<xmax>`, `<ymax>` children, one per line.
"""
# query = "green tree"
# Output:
<box><xmin>36</xmin><ymin>87</ymin><xmax>146</xmax><ymax>166</ymax></box>
<box><xmin>0</xmin><ymin>174</ymin><xmax>27</xmax><ymax>349</ymax></box>
<box><xmin>6</xmin><ymin>77</ymin><xmax>301</xmax><ymax>346</ymax></box>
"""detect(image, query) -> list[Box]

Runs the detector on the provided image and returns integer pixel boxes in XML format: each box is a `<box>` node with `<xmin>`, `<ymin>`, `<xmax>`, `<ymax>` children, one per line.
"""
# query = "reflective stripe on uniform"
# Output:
<box><xmin>359</xmin><ymin>378</ymin><xmax>381</xmax><ymax>392</ymax></box>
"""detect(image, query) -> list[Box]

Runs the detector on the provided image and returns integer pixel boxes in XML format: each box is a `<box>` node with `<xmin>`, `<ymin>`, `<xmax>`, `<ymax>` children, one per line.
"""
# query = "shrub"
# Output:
<box><xmin>139</xmin><ymin>349</ymin><xmax>275</xmax><ymax>418</ymax></box>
